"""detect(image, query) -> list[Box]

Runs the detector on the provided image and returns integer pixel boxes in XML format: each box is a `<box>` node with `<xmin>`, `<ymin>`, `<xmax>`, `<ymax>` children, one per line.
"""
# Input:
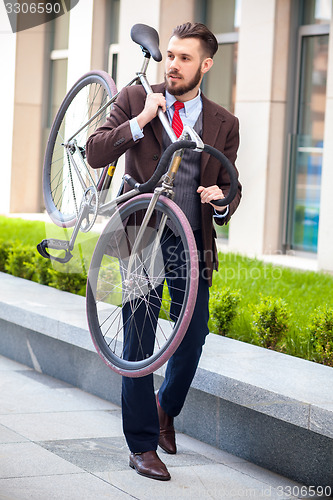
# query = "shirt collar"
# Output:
<box><xmin>165</xmin><ymin>89</ymin><xmax>202</xmax><ymax>117</ymax></box>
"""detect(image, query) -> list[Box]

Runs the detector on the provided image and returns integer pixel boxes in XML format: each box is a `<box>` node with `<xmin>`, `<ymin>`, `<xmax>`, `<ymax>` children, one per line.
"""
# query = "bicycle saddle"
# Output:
<box><xmin>130</xmin><ymin>24</ymin><xmax>162</xmax><ymax>62</ymax></box>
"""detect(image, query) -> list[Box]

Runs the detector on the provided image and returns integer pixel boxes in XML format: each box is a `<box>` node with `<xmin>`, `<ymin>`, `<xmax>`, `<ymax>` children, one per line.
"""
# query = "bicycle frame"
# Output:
<box><xmin>39</xmin><ymin>49</ymin><xmax>204</xmax><ymax>264</ymax></box>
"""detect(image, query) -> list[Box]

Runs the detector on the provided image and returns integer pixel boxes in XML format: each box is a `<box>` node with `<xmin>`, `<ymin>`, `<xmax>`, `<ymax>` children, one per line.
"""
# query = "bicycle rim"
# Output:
<box><xmin>43</xmin><ymin>71</ymin><xmax>117</xmax><ymax>227</ymax></box>
<box><xmin>86</xmin><ymin>194</ymin><xmax>199</xmax><ymax>377</ymax></box>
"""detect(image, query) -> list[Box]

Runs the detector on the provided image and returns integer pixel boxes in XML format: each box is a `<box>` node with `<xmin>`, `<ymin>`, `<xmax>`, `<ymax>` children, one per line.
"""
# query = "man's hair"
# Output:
<box><xmin>172</xmin><ymin>22</ymin><xmax>218</xmax><ymax>59</ymax></box>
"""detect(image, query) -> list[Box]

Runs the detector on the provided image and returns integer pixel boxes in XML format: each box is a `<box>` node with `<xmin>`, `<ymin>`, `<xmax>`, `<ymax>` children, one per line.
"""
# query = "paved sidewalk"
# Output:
<box><xmin>0</xmin><ymin>355</ymin><xmax>313</xmax><ymax>500</ymax></box>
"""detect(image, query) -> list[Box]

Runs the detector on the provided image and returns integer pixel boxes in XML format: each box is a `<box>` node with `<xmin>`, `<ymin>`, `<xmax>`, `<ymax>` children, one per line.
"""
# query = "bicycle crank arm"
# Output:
<box><xmin>37</xmin><ymin>238</ymin><xmax>73</xmax><ymax>264</ymax></box>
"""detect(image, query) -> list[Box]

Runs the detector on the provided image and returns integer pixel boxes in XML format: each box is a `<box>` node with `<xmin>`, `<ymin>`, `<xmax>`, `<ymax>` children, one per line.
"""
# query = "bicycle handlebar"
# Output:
<box><xmin>123</xmin><ymin>140</ymin><xmax>238</xmax><ymax>207</ymax></box>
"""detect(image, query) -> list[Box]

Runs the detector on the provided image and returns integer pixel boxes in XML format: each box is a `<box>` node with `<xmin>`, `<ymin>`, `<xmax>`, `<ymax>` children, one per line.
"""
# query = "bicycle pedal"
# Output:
<box><xmin>37</xmin><ymin>238</ymin><xmax>73</xmax><ymax>264</ymax></box>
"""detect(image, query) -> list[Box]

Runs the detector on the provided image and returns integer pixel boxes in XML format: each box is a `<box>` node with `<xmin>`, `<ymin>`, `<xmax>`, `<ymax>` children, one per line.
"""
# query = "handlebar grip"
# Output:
<box><xmin>123</xmin><ymin>174</ymin><xmax>140</xmax><ymax>190</ymax></box>
<box><xmin>202</xmin><ymin>144</ymin><xmax>238</xmax><ymax>207</ymax></box>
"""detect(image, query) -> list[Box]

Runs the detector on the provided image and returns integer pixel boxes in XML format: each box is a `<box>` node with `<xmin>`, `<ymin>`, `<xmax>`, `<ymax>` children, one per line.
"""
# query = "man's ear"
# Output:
<box><xmin>201</xmin><ymin>58</ymin><xmax>214</xmax><ymax>75</ymax></box>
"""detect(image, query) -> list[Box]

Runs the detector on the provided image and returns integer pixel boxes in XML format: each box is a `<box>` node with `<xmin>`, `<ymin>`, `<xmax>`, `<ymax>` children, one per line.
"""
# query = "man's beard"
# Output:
<box><xmin>165</xmin><ymin>66</ymin><xmax>202</xmax><ymax>96</ymax></box>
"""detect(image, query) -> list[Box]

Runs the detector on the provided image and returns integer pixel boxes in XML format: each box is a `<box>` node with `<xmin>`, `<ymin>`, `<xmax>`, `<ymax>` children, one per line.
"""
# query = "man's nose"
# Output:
<box><xmin>170</xmin><ymin>58</ymin><xmax>179</xmax><ymax>70</ymax></box>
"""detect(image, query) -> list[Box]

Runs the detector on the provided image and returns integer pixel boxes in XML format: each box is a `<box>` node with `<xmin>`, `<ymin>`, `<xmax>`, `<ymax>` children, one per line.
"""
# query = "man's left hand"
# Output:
<box><xmin>197</xmin><ymin>185</ymin><xmax>226</xmax><ymax>212</ymax></box>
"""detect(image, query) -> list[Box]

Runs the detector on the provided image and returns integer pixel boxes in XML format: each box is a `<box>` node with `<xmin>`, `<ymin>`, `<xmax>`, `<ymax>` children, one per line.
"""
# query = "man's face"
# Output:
<box><xmin>165</xmin><ymin>36</ymin><xmax>208</xmax><ymax>98</ymax></box>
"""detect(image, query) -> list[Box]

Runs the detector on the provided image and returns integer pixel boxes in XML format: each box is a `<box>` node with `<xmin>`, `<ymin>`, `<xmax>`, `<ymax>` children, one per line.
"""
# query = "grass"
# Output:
<box><xmin>1</xmin><ymin>215</ymin><xmax>333</xmax><ymax>362</ymax></box>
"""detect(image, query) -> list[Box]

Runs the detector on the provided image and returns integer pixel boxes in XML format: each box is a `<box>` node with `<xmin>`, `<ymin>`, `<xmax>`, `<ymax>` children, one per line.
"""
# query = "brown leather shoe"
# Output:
<box><xmin>156</xmin><ymin>392</ymin><xmax>177</xmax><ymax>454</ymax></box>
<box><xmin>129</xmin><ymin>451</ymin><xmax>171</xmax><ymax>481</ymax></box>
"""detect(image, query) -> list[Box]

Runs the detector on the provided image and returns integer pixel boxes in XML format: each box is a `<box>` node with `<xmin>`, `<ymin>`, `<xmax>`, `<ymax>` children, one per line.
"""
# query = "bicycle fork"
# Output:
<box><xmin>125</xmin><ymin>189</ymin><xmax>167</xmax><ymax>282</ymax></box>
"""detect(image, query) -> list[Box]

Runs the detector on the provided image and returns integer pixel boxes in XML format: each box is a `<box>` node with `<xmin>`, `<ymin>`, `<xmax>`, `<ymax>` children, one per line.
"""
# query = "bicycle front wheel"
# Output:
<box><xmin>43</xmin><ymin>71</ymin><xmax>117</xmax><ymax>227</ymax></box>
<box><xmin>86</xmin><ymin>194</ymin><xmax>199</xmax><ymax>377</ymax></box>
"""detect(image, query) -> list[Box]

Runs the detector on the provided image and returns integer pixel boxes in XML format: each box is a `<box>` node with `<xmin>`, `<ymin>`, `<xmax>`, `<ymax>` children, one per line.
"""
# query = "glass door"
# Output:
<box><xmin>286</xmin><ymin>26</ymin><xmax>329</xmax><ymax>252</ymax></box>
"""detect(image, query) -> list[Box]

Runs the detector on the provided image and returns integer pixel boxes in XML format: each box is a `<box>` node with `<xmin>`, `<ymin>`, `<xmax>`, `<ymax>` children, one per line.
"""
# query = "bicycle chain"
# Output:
<box><xmin>67</xmin><ymin>150</ymin><xmax>79</xmax><ymax>219</ymax></box>
<box><xmin>66</xmin><ymin>146</ymin><xmax>99</xmax><ymax>232</ymax></box>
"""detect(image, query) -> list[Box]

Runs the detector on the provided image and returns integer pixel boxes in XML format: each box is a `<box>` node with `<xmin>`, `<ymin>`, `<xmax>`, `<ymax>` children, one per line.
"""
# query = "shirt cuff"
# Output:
<box><xmin>213</xmin><ymin>205</ymin><xmax>229</xmax><ymax>219</ymax></box>
<box><xmin>130</xmin><ymin>118</ymin><xmax>144</xmax><ymax>141</ymax></box>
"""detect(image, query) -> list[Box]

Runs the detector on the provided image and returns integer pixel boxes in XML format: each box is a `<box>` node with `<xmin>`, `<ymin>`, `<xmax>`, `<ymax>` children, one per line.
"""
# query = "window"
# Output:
<box><xmin>284</xmin><ymin>0</ymin><xmax>331</xmax><ymax>253</ymax></box>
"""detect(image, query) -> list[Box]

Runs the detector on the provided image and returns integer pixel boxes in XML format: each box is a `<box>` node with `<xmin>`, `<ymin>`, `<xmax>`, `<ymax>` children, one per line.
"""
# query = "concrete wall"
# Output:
<box><xmin>229</xmin><ymin>0</ymin><xmax>282</xmax><ymax>255</ymax></box>
<box><xmin>9</xmin><ymin>24</ymin><xmax>47</xmax><ymax>213</ymax></box>
<box><xmin>157</xmin><ymin>0</ymin><xmax>196</xmax><ymax>82</ymax></box>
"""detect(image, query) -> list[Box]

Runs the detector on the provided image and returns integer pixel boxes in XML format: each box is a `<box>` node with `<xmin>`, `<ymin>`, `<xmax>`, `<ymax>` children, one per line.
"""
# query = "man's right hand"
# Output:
<box><xmin>137</xmin><ymin>93</ymin><xmax>166</xmax><ymax>130</ymax></box>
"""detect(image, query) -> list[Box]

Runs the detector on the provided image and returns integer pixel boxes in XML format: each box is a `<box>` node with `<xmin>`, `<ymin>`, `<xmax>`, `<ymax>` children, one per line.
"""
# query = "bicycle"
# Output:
<box><xmin>38</xmin><ymin>23</ymin><xmax>238</xmax><ymax>378</ymax></box>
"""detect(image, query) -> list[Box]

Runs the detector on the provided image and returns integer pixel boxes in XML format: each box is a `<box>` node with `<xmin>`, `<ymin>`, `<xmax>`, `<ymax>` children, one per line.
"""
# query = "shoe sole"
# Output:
<box><xmin>158</xmin><ymin>442</ymin><xmax>177</xmax><ymax>455</ymax></box>
<box><xmin>129</xmin><ymin>460</ymin><xmax>171</xmax><ymax>481</ymax></box>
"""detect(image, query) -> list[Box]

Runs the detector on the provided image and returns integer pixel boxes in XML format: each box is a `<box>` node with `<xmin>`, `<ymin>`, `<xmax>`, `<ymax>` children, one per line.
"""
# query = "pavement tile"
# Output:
<box><xmin>98</xmin><ymin>464</ymin><xmax>299</xmax><ymax>500</ymax></box>
<box><xmin>0</xmin><ymin>424</ymin><xmax>28</xmax><ymax>444</ymax></box>
<box><xmin>0</xmin><ymin>410</ymin><xmax>123</xmax><ymax>441</ymax></box>
<box><xmin>0</xmin><ymin>441</ymin><xmax>81</xmax><ymax>479</ymax></box>
<box><xmin>39</xmin><ymin>436</ymin><xmax>129</xmax><ymax>473</ymax></box>
<box><xmin>0</xmin><ymin>369</ymin><xmax>118</xmax><ymax>415</ymax></box>
<box><xmin>176</xmin><ymin>433</ymin><xmax>248</xmax><ymax>465</ymax></box>
<box><xmin>0</xmin><ymin>473</ymin><xmax>132</xmax><ymax>500</ymax></box>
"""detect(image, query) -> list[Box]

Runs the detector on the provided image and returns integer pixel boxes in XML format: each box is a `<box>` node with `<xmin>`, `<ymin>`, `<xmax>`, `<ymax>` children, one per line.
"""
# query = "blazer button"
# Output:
<box><xmin>152</xmin><ymin>155</ymin><xmax>159</xmax><ymax>161</ymax></box>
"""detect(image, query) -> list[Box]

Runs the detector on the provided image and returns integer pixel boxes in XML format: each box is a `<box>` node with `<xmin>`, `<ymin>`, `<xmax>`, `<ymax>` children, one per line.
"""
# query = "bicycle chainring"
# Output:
<box><xmin>80</xmin><ymin>186</ymin><xmax>99</xmax><ymax>232</ymax></box>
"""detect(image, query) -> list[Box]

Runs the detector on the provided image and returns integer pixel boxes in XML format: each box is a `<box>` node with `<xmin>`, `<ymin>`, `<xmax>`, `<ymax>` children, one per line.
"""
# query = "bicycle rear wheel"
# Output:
<box><xmin>86</xmin><ymin>194</ymin><xmax>199</xmax><ymax>377</ymax></box>
<box><xmin>43</xmin><ymin>71</ymin><xmax>117</xmax><ymax>227</ymax></box>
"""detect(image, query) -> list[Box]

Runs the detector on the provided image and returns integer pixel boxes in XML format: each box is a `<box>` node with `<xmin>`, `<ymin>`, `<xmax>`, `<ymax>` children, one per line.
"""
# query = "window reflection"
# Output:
<box><xmin>291</xmin><ymin>34</ymin><xmax>329</xmax><ymax>252</ymax></box>
<box><xmin>204</xmin><ymin>0</ymin><xmax>241</xmax><ymax>33</ymax></box>
<box><xmin>302</xmin><ymin>0</ymin><xmax>332</xmax><ymax>25</ymax></box>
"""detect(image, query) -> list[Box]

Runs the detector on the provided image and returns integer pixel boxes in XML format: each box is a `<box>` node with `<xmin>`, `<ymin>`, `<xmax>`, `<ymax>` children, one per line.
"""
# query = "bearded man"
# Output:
<box><xmin>86</xmin><ymin>22</ymin><xmax>242</xmax><ymax>481</ymax></box>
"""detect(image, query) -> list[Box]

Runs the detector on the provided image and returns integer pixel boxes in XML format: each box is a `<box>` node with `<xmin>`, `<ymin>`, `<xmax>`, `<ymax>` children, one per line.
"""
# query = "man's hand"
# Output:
<box><xmin>197</xmin><ymin>185</ymin><xmax>227</xmax><ymax>212</ymax></box>
<box><xmin>137</xmin><ymin>93</ymin><xmax>166</xmax><ymax>130</ymax></box>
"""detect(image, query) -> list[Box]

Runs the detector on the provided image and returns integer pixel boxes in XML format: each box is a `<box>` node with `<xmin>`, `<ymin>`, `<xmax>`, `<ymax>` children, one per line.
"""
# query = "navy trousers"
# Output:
<box><xmin>121</xmin><ymin>229</ymin><xmax>210</xmax><ymax>453</ymax></box>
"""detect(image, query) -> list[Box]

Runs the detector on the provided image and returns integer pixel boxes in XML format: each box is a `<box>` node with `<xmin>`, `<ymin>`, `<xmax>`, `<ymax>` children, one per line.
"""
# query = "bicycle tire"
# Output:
<box><xmin>43</xmin><ymin>71</ymin><xmax>117</xmax><ymax>227</ymax></box>
<box><xmin>86</xmin><ymin>193</ymin><xmax>199</xmax><ymax>377</ymax></box>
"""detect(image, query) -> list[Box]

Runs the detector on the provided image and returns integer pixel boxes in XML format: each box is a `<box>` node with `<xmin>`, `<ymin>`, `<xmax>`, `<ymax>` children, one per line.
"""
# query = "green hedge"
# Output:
<box><xmin>0</xmin><ymin>238</ymin><xmax>88</xmax><ymax>296</ymax></box>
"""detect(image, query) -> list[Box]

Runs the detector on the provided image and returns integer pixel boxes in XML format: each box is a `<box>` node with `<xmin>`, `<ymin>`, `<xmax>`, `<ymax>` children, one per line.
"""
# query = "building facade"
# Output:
<box><xmin>1</xmin><ymin>0</ymin><xmax>333</xmax><ymax>272</ymax></box>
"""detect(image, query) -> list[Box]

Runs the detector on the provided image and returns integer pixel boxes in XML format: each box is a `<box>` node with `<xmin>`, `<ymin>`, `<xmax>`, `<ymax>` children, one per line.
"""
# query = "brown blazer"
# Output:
<box><xmin>86</xmin><ymin>83</ymin><xmax>242</xmax><ymax>285</ymax></box>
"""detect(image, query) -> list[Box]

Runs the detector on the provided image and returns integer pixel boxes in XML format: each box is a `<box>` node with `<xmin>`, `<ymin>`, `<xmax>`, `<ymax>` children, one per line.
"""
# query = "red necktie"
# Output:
<box><xmin>172</xmin><ymin>101</ymin><xmax>184</xmax><ymax>137</ymax></box>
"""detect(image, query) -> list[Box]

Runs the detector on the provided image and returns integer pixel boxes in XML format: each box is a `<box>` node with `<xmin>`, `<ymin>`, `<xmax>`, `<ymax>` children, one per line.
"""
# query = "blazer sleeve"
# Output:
<box><xmin>86</xmin><ymin>87</ymin><xmax>140</xmax><ymax>169</ymax></box>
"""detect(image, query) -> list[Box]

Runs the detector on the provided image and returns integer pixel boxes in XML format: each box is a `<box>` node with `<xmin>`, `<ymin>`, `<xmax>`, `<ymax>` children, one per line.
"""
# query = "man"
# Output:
<box><xmin>86</xmin><ymin>22</ymin><xmax>242</xmax><ymax>481</ymax></box>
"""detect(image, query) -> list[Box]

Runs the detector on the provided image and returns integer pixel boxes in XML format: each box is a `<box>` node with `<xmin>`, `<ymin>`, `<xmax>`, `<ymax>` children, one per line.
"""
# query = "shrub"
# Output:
<box><xmin>48</xmin><ymin>259</ymin><xmax>88</xmax><ymax>296</ymax></box>
<box><xmin>252</xmin><ymin>295</ymin><xmax>290</xmax><ymax>349</ymax></box>
<box><xmin>309</xmin><ymin>306</ymin><xmax>333</xmax><ymax>367</ymax></box>
<box><xmin>5</xmin><ymin>244</ymin><xmax>37</xmax><ymax>281</ymax></box>
<box><xmin>0</xmin><ymin>239</ymin><xmax>13</xmax><ymax>272</ymax></box>
<box><xmin>209</xmin><ymin>287</ymin><xmax>240</xmax><ymax>336</ymax></box>
<box><xmin>32</xmin><ymin>252</ymin><xmax>52</xmax><ymax>285</ymax></box>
